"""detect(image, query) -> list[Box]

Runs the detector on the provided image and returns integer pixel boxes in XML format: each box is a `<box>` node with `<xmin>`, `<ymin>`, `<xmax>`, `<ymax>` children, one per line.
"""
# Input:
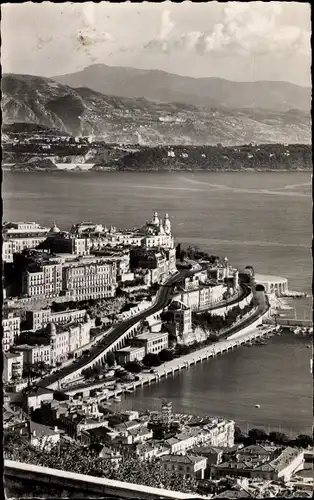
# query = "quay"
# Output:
<box><xmin>37</xmin><ymin>269</ymin><xmax>253</xmax><ymax>391</ymax></box>
<box><xmin>61</xmin><ymin>307</ymin><xmax>272</xmax><ymax>401</ymax></box>
<box><xmin>99</xmin><ymin>319</ymin><xmax>273</xmax><ymax>403</ymax></box>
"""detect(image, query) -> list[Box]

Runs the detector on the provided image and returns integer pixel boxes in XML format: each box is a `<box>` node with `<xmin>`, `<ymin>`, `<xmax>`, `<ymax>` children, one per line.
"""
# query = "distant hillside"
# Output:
<box><xmin>96</xmin><ymin>144</ymin><xmax>312</xmax><ymax>172</ymax></box>
<box><xmin>2</xmin><ymin>123</ymin><xmax>71</xmax><ymax>136</ymax></box>
<box><xmin>6</xmin><ymin>158</ymin><xmax>60</xmax><ymax>172</ymax></box>
<box><xmin>2</xmin><ymin>74</ymin><xmax>311</xmax><ymax>146</ymax></box>
<box><xmin>54</xmin><ymin>64</ymin><xmax>311</xmax><ymax>112</ymax></box>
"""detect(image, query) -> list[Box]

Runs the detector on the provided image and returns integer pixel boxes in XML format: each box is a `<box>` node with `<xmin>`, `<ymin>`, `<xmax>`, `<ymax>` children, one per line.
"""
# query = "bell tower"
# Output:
<box><xmin>164</xmin><ymin>213</ymin><xmax>171</xmax><ymax>235</ymax></box>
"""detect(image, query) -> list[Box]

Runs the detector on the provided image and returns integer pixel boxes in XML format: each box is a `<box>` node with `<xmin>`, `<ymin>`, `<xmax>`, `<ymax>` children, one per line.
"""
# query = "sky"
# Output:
<box><xmin>1</xmin><ymin>1</ymin><xmax>311</xmax><ymax>86</ymax></box>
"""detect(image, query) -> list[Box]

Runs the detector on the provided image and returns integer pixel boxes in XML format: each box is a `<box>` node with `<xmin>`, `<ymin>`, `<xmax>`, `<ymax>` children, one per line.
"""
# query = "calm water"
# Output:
<box><xmin>3</xmin><ymin>172</ymin><xmax>312</xmax><ymax>434</ymax></box>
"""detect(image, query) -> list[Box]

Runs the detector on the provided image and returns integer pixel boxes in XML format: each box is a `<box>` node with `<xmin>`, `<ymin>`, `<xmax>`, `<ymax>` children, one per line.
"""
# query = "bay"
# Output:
<box><xmin>2</xmin><ymin>171</ymin><xmax>312</xmax><ymax>434</ymax></box>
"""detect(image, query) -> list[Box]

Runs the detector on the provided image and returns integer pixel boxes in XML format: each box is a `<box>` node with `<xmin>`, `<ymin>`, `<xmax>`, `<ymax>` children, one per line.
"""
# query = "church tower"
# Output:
<box><xmin>164</xmin><ymin>213</ymin><xmax>171</xmax><ymax>235</ymax></box>
<box><xmin>159</xmin><ymin>219</ymin><xmax>165</xmax><ymax>235</ymax></box>
<box><xmin>151</xmin><ymin>212</ymin><xmax>160</xmax><ymax>226</ymax></box>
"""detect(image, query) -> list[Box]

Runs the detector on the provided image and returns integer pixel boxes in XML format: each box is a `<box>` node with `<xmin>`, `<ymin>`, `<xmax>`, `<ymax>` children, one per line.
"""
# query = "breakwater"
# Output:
<box><xmin>98</xmin><ymin>308</ymin><xmax>272</xmax><ymax>403</ymax></box>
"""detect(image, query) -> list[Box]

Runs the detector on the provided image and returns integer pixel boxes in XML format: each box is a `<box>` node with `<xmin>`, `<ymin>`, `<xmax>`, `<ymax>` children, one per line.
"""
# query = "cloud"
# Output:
<box><xmin>199</xmin><ymin>2</ymin><xmax>308</xmax><ymax>57</ymax></box>
<box><xmin>142</xmin><ymin>3</ymin><xmax>310</xmax><ymax>58</ymax></box>
<box><xmin>141</xmin><ymin>9</ymin><xmax>176</xmax><ymax>53</ymax></box>
<box><xmin>159</xmin><ymin>9</ymin><xmax>175</xmax><ymax>40</ymax></box>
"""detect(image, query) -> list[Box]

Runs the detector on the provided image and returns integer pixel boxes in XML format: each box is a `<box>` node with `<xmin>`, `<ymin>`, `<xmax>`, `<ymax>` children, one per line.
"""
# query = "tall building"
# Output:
<box><xmin>25</xmin><ymin>307</ymin><xmax>87</xmax><ymax>332</ymax></box>
<box><xmin>2</xmin><ymin>311</ymin><xmax>21</xmax><ymax>351</ymax></box>
<box><xmin>167</xmin><ymin>301</ymin><xmax>192</xmax><ymax>336</ymax></box>
<box><xmin>22</xmin><ymin>262</ymin><xmax>63</xmax><ymax>298</ymax></box>
<box><xmin>13</xmin><ymin>316</ymin><xmax>93</xmax><ymax>368</ymax></box>
<box><xmin>46</xmin><ymin>229</ymin><xmax>91</xmax><ymax>256</ymax></box>
<box><xmin>12</xmin><ymin>251</ymin><xmax>119</xmax><ymax>301</ymax></box>
<box><xmin>13</xmin><ymin>343</ymin><xmax>51</xmax><ymax>367</ymax></box>
<box><xmin>62</xmin><ymin>257</ymin><xmax>118</xmax><ymax>301</ymax></box>
<box><xmin>3</xmin><ymin>351</ymin><xmax>24</xmax><ymax>382</ymax></box>
<box><xmin>2</xmin><ymin>222</ymin><xmax>50</xmax><ymax>263</ymax></box>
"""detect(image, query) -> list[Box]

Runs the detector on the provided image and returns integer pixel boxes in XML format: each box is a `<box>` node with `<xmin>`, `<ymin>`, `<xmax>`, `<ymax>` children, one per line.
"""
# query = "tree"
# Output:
<box><xmin>175</xmin><ymin>344</ymin><xmax>191</xmax><ymax>356</ymax></box>
<box><xmin>234</xmin><ymin>426</ymin><xmax>244</xmax><ymax>442</ymax></box>
<box><xmin>106</xmin><ymin>351</ymin><xmax>116</xmax><ymax>367</ymax></box>
<box><xmin>95</xmin><ymin>316</ymin><xmax>102</xmax><ymax>327</ymax></box>
<box><xmin>175</xmin><ymin>243</ymin><xmax>182</xmax><ymax>259</ymax></box>
<box><xmin>158</xmin><ymin>349</ymin><xmax>174</xmax><ymax>362</ymax></box>
<box><xmin>248</xmin><ymin>428</ymin><xmax>268</xmax><ymax>443</ymax></box>
<box><xmin>295</xmin><ymin>434</ymin><xmax>313</xmax><ymax>448</ymax></box>
<box><xmin>180</xmin><ymin>250</ymin><xmax>186</xmax><ymax>262</ymax></box>
<box><xmin>269</xmin><ymin>431</ymin><xmax>289</xmax><ymax>445</ymax></box>
<box><xmin>82</xmin><ymin>367</ymin><xmax>93</xmax><ymax>379</ymax></box>
<box><xmin>4</xmin><ymin>434</ymin><xmax>198</xmax><ymax>494</ymax></box>
<box><xmin>125</xmin><ymin>361</ymin><xmax>142</xmax><ymax>374</ymax></box>
<box><xmin>34</xmin><ymin>361</ymin><xmax>49</xmax><ymax>376</ymax></box>
<box><xmin>143</xmin><ymin>353</ymin><xmax>161</xmax><ymax>367</ymax></box>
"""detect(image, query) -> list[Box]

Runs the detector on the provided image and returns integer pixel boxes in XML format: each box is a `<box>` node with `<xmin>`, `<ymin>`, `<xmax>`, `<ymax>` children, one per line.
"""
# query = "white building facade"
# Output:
<box><xmin>2</xmin><ymin>312</ymin><xmax>21</xmax><ymax>351</ymax></box>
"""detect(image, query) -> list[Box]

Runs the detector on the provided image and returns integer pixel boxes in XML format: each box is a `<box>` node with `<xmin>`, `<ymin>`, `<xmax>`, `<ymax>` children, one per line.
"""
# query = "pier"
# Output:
<box><xmin>95</xmin><ymin>319</ymin><xmax>274</xmax><ymax>403</ymax></box>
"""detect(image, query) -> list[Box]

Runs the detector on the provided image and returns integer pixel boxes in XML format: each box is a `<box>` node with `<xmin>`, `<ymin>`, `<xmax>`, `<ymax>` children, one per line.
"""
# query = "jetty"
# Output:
<box><xmin>96</xmin><ymin>323</ymin><xmax>276</xmax><ymax>403</ymax></box>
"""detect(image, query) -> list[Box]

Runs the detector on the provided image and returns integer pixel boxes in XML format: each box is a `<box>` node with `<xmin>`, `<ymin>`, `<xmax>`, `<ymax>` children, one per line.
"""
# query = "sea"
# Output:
<box><xmin>3</xmin><ymin>171</ymin><xmax>313</xmax><ymax>435</ymax></box>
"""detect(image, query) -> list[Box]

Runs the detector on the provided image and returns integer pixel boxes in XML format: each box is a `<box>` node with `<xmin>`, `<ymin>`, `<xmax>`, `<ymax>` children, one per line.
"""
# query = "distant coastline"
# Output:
<box><xmin>2</xmin><ymin>166</ymin><xmax>311</xmax><ymax>173</ymax></box>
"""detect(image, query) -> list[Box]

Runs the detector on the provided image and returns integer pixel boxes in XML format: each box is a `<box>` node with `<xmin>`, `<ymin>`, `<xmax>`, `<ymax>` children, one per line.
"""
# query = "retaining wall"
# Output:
<box><xmin>4</xmin><ymin>460</ymin><xmax>204</xmax><ymax>500</ymax></box>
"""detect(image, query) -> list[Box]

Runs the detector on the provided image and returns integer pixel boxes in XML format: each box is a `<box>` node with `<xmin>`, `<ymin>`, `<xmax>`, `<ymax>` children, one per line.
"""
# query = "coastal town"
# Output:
<box><xmin>3</xmin><ymin>212</ymin><xmax>313</xmax><ymax>499</ymax></box>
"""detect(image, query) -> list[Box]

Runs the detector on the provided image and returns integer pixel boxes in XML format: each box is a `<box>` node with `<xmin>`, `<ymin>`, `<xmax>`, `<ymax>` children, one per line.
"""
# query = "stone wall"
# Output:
<box><xmin>4</xmin><ymin>460</ymin><xmax>205</xmax><ymax>500</ymax></box>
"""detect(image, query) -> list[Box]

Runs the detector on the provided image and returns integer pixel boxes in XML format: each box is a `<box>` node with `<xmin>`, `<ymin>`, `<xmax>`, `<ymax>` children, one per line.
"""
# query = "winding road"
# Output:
<box><xmin>37</xmin><ymin>268</ymin><xmax>252</xmax><ymax>390</ymax></box>
<box><xmin>37</xmin><ymin>269</ymin><xmax>195</xmax><ymax>389</ymax></box>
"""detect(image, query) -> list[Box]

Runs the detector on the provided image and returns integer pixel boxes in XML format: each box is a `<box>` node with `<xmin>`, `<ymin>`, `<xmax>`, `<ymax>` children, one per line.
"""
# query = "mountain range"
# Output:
<box><xmin>53</xmin><ymin>64</ymin><xmax>311</xmax><ymax>113</ymax></box>
<box><xmin>2</xmin><ymin>72</ymin><xmax>311</xmax><ymax>146</ymax></box>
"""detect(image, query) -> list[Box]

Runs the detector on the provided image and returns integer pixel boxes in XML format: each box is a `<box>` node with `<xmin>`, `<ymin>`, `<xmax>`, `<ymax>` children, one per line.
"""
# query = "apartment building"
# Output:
<box><xmin>203</xmin><ymin>418</ymin><xmax>235</xmax><ymax>448</ymax></box>
<box><xmin>3</xmin><ymin>351</ymin><xmax>24</xmax><ymax>382</ymax></box>
<box><xmin>115</xmin><ymin>345</ymin><xmax>146</xmax><ymax>365</ymax></box>
<box><xmin>46</xmin><ymin>231</ymin><xmax>92</xmax><ymax>256</ymax></box>
<box><xmin>2</xmin><ymin>222</ymin><xmax>49</xmax><ymax>263</ymax></box>
<box><xmin>25</xmin><ymin>307</ymin><xmax>87</xmax><ymax>331</ymax></box>
<box><xmin>13</xmin><ymin>343</ymin><xmax>51</xmax><ymax>367</ymax></box>
<box><xmin>160</xmin><ymin>454</ymin><xmax>207</xmax><ymax>480</ymax></box>
<box><xmin>167</xmin><ymin>301</ymin><xmax>192</xmax><ymax>336</ymax></box>
<box><xmin>2</xmin><ymin>311</ymin><xmax>21</xmax><ymax>351</ymax></box>
<box><xmin>131</xmin><ymin>331</ymin><xmax>169</xmax><ymax>355</ymax></box>
<box><xmin>22</xmin><ymin>262</ymin><xmax>63</xmax><ymax>297</ymax></box>
<box><xmin>62</xmin><ymin>257</ymin><xmax>117</xmax><ymax>301</ymax></box>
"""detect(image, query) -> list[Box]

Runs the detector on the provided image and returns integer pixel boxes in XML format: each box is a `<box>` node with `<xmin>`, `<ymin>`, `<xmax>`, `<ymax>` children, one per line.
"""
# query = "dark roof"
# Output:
<box><xmin>86</xmin><ymin>426</ymin><xmax>112</xmax><ymax>439</ymax></box>
<box><xmin>237</xmin><ymin>444</ymin><xmax>270</xmax><ymax>455</ymax></box>
<box><xmin>28</xmin><ymin>420</ymin><xmax>64</xmax><ymax>437</ymax></box>
<box><xmin>161</xmin><ymin>454</ymin><xmax>205</xmax><ymax>464</ymax></box>
<box><xmin>191</xmin><ymin>446</ymin><xmax>222</xmax><ymax>455</ymax></box>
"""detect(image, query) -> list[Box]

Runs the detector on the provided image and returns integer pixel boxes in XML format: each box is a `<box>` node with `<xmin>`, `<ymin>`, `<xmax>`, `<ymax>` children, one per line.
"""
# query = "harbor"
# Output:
<box><xmin>98</xmin><ymin>324</ymin><xmax>281</xmax><ymax>403</ymax></box>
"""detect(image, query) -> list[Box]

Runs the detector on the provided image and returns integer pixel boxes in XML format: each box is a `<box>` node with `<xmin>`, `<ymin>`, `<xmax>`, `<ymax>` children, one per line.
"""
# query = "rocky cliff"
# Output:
<box><xmin>2</xmin><ymin>74</ymin><xmax>311</xmax><ymax>146</ymax></box>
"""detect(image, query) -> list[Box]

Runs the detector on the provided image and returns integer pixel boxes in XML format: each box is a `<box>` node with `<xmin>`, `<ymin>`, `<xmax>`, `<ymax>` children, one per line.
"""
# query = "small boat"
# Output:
<box><xmin>306</xmin><ymin>345</ymin><xmax>311</xmax><ymax>349</ymax></box>
<box><xmin>255</xmin><ymin>404</ymin><xmax>261</xmax><ymax>408</ymax></box>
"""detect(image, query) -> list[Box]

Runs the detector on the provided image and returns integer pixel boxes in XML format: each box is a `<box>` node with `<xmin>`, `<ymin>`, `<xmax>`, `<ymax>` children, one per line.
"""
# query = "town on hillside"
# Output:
<box><xmin>3</xmin><ymin>212</ymin><xmax>312</xmax><ymax>498</ymax></box>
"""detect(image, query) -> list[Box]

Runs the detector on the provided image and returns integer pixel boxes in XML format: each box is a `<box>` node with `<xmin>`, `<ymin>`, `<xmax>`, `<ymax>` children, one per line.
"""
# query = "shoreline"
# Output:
<box><xmin>101</xmin><ymin>307</ymin><xmax>272</xmax><ymax>401</ymax></box>
<box><xmin>2</xmin><ymin>168</ymin><xmax>311</xmax><ymax>173</ymax></box>
<box><xmin>107</xmin><ymin>328</ymin><xmax>312</xmax><ymax>436</ymax></box>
